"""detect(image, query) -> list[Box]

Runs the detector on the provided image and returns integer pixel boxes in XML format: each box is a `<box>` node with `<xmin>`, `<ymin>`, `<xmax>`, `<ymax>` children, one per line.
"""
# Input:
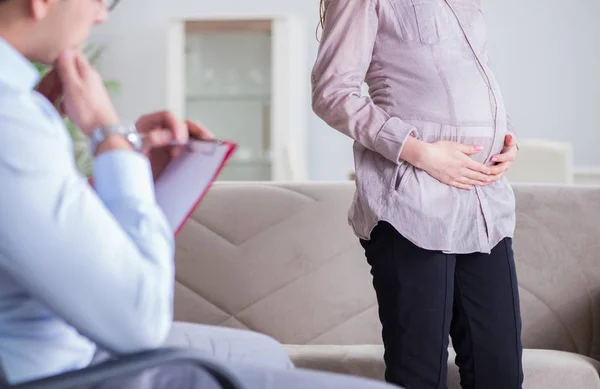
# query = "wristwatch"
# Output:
<box><xmin>90</xmin><ymin>124</ymin><xmax>143</xmax><ymax>155</ymax></box>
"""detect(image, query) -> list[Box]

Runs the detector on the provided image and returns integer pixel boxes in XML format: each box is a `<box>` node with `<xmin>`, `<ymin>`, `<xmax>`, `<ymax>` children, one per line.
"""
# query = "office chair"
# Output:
<box><xmin>3</xmin><ymin>348</ymin><xmax>246</xmax><ymax>389</ymax></box>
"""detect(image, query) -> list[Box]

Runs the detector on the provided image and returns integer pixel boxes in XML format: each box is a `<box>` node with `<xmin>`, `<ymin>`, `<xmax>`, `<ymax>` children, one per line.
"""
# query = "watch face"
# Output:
<box><xmin>126</xmin><ymin>131</ymin><xmax>143</xmax><ymax>152</ymax></box>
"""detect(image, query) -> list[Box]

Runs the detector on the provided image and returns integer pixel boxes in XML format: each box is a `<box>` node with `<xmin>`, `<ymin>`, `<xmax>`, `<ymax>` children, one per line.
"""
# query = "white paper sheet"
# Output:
<box><xmin>154</xmin><ymin>140</ymin><xmax>235</xmax><ymax>233</ymax></box>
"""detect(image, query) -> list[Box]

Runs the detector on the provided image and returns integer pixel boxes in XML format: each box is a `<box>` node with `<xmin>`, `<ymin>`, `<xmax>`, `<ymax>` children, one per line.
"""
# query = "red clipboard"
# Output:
<box><xmin>154</xmin><ymin>139</ymin><xmax>237</xmax><ymax>235</ymax></box>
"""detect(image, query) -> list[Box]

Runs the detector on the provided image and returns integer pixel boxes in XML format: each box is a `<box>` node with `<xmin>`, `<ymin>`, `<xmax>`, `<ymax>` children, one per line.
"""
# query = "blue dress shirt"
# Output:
<box><xmin>0</xmin><ymin>38</ymin><xmax>175</xmax><ymax>384</ymax></box>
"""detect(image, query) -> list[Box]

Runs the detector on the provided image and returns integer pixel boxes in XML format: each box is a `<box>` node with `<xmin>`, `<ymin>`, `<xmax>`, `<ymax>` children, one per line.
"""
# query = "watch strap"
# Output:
<box><xmin>90</xmin><ymin>124</ymin><xmax>143</xmax><ymax>155</ymax></box>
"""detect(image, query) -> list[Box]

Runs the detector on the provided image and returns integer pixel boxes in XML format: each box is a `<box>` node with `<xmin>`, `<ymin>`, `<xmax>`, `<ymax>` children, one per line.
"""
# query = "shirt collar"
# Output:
<box><xmin>0</xmin><ymin>37</ymin><xmax>40</xmax><ymax>91</ymax></box>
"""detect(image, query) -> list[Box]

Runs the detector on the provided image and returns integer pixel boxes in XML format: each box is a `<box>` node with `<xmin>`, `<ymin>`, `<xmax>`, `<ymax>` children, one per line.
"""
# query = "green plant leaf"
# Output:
<box><xmin>85</xmin><ymin>45</ymin><xmax>106</xmax><ymax>66</ymax></box>
<box><xmin>103</xmin><ymin>80</ymin><xmax>121</xmax><ymax>94</ymax></box>
<box><xmin>33</xmin><ymin>62</ymin><xmax>49</xmax><ymax>76</ymax></box>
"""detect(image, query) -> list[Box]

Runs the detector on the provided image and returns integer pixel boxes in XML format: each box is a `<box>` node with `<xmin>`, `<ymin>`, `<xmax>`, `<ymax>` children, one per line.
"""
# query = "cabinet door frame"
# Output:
<box><xmin>166</xmin><ymin>15</ymin><xmax>308</xmax><ymax>181</ymax></box>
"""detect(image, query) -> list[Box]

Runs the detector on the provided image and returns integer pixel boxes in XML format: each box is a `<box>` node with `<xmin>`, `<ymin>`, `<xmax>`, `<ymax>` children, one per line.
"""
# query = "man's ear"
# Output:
<box><xmin>29</xmin><ymin>0</ymin><xmax>55</xmax><ymax>21</ymax></box>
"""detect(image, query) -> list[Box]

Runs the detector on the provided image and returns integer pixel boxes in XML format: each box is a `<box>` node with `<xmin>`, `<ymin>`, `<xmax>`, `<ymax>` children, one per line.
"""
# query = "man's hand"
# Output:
<box><xmin>138</xmin><ymin>114</ymin><xmax>214</xmax><ymax>180</ymax></box>
<box><xmin>488</xmin><ymin>134</ymin><xmax>519</xmax><ymax>182</ymax></box>
<box><xmin>54</xmin><ymin>50</ymin><xmax>119</xmax><ymax>134</ymax></box>
<box><xmin>406</xmin><ymin>139</ymin><xmax>492</xmax><ymax>190</ymax></box>
<box><xmin>36</xmin><ymin>68</ymin><xmax>66</xmax><ymax>116</ymax></box>
<box><xmin>135</xmin><ymin>111</ymin><xmax>189</xmax><ymax>156</ymax></box>
<box><xmin>42</xmin><ymin>53</ymin><xmax>214</xmax><ymax>182</ymax></box>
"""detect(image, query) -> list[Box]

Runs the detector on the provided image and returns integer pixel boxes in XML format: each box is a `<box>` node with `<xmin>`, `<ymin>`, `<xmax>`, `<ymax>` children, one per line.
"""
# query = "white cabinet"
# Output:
<box><xmin>166</xmin><ymin>17</ymin><xmax>308</xmax><ymax>181</ymax></box>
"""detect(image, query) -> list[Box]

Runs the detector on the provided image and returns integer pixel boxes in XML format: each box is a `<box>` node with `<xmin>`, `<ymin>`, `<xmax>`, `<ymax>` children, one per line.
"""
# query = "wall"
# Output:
<box><xmin>484</xmin><ymin>0</ymin><xmax>600</xmax><ymax>181</ymax></box>
<box><xmin>90</xmin><ymin>0</ymin><xmax>600</xmax><ymax>181</ymax></box>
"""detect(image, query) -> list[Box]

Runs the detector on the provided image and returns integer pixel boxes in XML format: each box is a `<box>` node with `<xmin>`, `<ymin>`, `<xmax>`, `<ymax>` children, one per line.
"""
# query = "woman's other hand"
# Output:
<box><xmin>487</xmin><ymin>134</ymin><xmax>519</xmax><ymax>182</ymax></box>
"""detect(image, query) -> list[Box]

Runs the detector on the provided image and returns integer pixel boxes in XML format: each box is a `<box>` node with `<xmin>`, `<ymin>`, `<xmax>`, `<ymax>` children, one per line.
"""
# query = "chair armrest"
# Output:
<box><xmin>5</xmin><ymin>348</ymin><xmax>246</xmax><ymax>389</ymax></box>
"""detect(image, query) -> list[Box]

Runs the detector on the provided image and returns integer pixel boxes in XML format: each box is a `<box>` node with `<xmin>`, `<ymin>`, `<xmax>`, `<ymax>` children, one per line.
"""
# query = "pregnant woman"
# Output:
<box><xmin>312</xmin><ymin>1</ymin><xmax>522</xmax><ymax>388</ymax></box>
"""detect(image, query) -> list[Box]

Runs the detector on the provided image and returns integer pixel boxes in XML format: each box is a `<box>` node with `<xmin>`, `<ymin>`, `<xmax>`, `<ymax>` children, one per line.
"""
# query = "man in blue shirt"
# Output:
<box><xmin>0</xmin><ymin>0</ymin><xmax>397</xmax><ymax>388</ymax></box>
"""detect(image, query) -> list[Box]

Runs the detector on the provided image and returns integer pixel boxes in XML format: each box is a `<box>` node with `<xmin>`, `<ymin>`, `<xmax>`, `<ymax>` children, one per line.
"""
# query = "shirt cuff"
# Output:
<box><xmin>373</xmin><ymin>117</ymin><xmax>417</xmax><ymax>164</ymax></box>
<box><xmin>93</xmin><ymin>151</ymin><xmax>155</xmax><ymax>204</ymax></box>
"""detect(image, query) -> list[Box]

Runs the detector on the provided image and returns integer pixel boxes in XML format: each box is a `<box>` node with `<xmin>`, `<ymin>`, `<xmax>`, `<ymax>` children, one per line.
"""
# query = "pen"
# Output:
<box><xmin>167</xmin><ymin>138</ymin><xmax>223</xmax><ymax>147</ymax></box>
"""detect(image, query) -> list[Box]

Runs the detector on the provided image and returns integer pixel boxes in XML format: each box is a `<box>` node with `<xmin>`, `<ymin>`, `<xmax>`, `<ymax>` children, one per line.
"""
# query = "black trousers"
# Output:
<box><xmin>361</xmin><ymin>222</ymin><xmax>523</xmax><ymax>389</ymax></box>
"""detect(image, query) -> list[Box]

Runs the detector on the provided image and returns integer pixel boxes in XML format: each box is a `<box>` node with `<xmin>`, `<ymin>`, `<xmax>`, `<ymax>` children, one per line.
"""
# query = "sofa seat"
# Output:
<box><xmin>285</xmin><ymin>345</ymin><xmax>600</xmax><ymax>389</ymax></box>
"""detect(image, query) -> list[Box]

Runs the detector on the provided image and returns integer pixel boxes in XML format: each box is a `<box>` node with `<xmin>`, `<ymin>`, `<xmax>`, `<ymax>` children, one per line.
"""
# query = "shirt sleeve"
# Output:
<box><xmin>311</xmin><ymin>0</ymin><xmax>417</xmax><ymax>164</ymax></box>
<box><xmin>0</xmin><ymin>107</ymin><xmax>174</xmax><ymax>355</ymax></box>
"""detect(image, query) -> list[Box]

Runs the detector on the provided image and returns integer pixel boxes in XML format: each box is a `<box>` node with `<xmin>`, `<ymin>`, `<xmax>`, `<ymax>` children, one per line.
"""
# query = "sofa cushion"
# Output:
<box><xmin>285</xmin><ymin>345</ymin><xmax>600</xmax><ymax>389</ymax></box>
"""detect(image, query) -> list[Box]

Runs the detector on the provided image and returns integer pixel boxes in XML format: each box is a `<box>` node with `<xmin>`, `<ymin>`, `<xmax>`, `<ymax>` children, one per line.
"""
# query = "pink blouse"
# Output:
<box><xmin>312</xmin><ymin>0</ymin><xmax>516</xmax><ymax>254</ymax></box>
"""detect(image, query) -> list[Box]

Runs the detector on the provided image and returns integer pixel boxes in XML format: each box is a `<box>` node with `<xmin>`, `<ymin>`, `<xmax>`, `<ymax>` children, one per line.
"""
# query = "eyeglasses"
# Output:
<box><xmin>105</xmin><ymin>0</ymin><xmax>120</xmax><ymax>11</ymax></box>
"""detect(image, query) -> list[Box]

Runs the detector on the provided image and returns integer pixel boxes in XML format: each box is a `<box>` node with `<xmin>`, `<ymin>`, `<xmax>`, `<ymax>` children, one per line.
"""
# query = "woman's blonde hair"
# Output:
<box><xmin>317</xmin><ymin>0</ymin><xmax>332</xmax><ymax>41</ymax></box>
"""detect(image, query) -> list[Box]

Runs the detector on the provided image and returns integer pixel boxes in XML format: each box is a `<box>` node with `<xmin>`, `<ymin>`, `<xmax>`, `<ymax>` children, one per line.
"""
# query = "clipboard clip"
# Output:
<box><xmin>167</xmin><ymin>137</ymin><xmax>224</xmax><ymax>155</ymax></box>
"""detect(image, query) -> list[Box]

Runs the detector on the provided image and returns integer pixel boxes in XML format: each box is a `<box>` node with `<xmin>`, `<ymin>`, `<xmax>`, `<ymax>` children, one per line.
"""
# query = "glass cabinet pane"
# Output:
<box><xmin>184</xmin><ymin>20</ymin><xmax>272</xmax><ymax>181</ymax></box>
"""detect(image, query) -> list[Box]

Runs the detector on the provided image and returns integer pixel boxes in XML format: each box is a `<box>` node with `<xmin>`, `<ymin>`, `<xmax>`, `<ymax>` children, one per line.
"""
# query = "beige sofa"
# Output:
<box><xmin>173</xmin><ymin>182</ymin><xmax>600</xmax><ymax>389</ymax></box>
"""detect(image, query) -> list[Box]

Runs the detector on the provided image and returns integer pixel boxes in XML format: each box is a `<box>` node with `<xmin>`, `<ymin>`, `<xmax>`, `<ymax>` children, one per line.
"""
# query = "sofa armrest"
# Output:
<box><xmin>5</xmin><ymin>348</ymin><xmax>246</xmax><ymax>389</ymax></box>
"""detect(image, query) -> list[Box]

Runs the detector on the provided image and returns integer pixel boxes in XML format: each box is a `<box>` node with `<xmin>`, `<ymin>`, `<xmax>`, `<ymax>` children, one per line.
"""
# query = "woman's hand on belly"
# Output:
<box><xmin>487</xmin><ymin>134</ymin><xmax>519</xmax><ymax>182</ymax></box>
<box><xmin>403</xmin><ymin>138</ymin><xmax>493</xmax><ymax>190</ymax></box>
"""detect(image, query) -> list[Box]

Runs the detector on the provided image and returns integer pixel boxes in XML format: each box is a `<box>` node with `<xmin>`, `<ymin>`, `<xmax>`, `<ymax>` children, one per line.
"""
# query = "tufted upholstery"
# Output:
<box><xmin>173</xmin><ymin>182</ymin><xmax>600</xmax><ymax>388</ymax></box>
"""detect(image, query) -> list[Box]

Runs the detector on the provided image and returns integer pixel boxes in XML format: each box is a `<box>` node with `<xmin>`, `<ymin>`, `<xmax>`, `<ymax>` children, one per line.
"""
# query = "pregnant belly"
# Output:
<box><xmin>407</xmin><ymin>120</ymin><xmax>507</xmax><ymax>165</ymax></box>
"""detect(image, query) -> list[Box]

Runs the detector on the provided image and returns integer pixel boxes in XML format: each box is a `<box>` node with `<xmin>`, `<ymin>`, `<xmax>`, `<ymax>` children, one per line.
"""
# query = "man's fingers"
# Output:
<box><xmin>149</xmin><ymin>148</ymin><xmax>171</xmax><ymax>180</ymax></box>
<box><xmin>74</xmin><ymin>52</ymin><xmax>94</xmax><ymax>79</ymax></box>
<box><xmin>49</xmin><ymin>82</ymin><xmax>63</xmax><ymax>107</ymax></box>
<box><xmin>54</xmin><ymin>50</ymin><xmax>81</xmax><ymax>91</ymax></box>
<box><xmin>165</xmin><ymin>112</ymin><xmax>188</xmax><ymax>143</ymax></box>
<box><xmin>37</xmin><ymin>69</ymin><xmax>62</xmax><ymax>99</ymax></box>
<box><xmin>141</xmin><ymin>129</ymin><xmax>176</xmax><ymax>153</ymax></box>
<box><xmin>135</xmin><ymin>112</ymin><xmax>162</xmax><ymax>130</ymax></box>
<box><xmin>142</xmin><ymin>128</ymin><xmax>190</xmax><ymax>159</ymax></box>
<box><xmin>36</xmin><ymin>70</ymin><xmax>54</xmax><ymax>96</ymax></box>
<box><xmin>186</xmin><ymin>120</ymin><xmax>214</xmax><ymax>140</ymax></box>
<box><xmin>37</xmin><ymin>71</ymin><xmax>65</xmax><ymax>114</ymax></box>
<box><xmin>136</xmin><ymin>112</ymin><xmax>215</xmax><ymax>157</ymax></box>
<box><xmin>137</xmin><ymin>111</ymin><xmax>188</xmax><ymax>143</ymax></box>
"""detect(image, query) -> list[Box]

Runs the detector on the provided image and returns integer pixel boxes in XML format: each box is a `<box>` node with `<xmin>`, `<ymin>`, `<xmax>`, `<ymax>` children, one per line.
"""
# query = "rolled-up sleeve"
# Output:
<box><xmin>311</xmin><ymin>0</ymin><xmax>417</xmax><ymax>164</ymax></box>
<box><xmin>0</xmin><ymin>108</ymin><xmax>174</xmax><ymax>355</ymax></box>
